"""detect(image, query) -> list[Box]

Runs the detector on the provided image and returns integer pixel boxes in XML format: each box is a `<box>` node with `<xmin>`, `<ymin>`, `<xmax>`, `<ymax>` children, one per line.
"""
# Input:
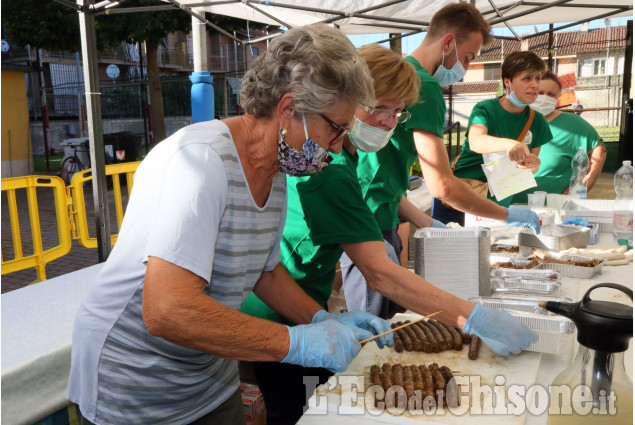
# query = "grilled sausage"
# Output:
<box><xmin>429</xmin><ymin>319</ymin><xmax>453</xmax><ymax>350</ymax></box>
<box><xmin>417</xmin><ymin>321</ymin><xmax>442</xmax><ymax>352</ymax></box>
<box><xmin>409</xmin><ymin>321</ymin><xmax>432</xmax><ymax>352</ymax></box>
<box><xmin>468</xmin><ymin>335</ymin><xmax>481</xmax><ymax>360</ymax></box>
<box><xmin>402</xmin><ymin>321</ymin><xmax>423</xmax><ymax>351</ymax></box>
<box><xmin>391</xmin><ymin>323</ymin><xmax>404</xmax><ymax>353</ymax></box>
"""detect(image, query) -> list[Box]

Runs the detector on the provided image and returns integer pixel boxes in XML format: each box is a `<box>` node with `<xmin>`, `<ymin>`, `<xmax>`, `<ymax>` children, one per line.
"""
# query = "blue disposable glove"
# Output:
<box><xmin>432</xmin><ymin>219</ymin><xmax>448</xmax><ymax>228</ymax></box>
<box><xmin>282</xmin><ymin>320</ymin><xmax>365</xmax><ymax>372</ymax></box>
<box><xmin>505</xmin><ymin>207</ymin><xmax>541</xmax><ymax>234</ymax></box>
<box><xmin>562</xmin><ymin>217</ymin><xmax>589</xmax><ymax>226</ymax></box>
<box><xmin>312</xmin><ymin>310</ymin><xmax>393</xmax><ymax>348</ymax></box>
<box><xmin>462</xmin><ymin>304</ymin><xmax>538</xmax><ymax>356</ymax></box>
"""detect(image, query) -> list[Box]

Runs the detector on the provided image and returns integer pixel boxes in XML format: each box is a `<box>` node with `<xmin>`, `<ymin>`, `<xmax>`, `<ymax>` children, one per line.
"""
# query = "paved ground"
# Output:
<box><xmin>1</xmin><ymin>182</ymin><xmax>129</xmax><ymax>293</ymax></box>
<box><xmin>1</xmin><ymin>172</ymin><xmax>617</xmax><ymax>293</ymax></box>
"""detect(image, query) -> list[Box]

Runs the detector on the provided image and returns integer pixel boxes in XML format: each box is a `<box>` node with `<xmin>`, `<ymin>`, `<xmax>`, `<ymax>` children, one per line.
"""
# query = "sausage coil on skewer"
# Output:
<box><xmin>440</xmin><ymin>322</ymin><xmax>464</xmax><ymax>351</ymax></box>
<box><xmin>429</xmin><ymin>319</ymin><xmax>453</xmax><ymax>350</ymax></box>
<box><xmin>417</xmin><ymin>320</ymin><xmax>442</xmax><ymax>352</ymax></box>
<box><xmin>419</xmin><ymin>365</ymin><xmax>435</xmax><ymax>400</ymax></box>
<box><xmin>403</xmin><ymin>321</ymin><xmax>424</xmax><ymax>351</ymax></box>
<box><xmin>440</xmin><ymin>366</ymin><xmax>460</xmax><ymax>408</ymax></box>
<box><xmin>395</xmin><ymin>322</ymin><xmax>414</xmax><ymax>351</ymax></box>
<box><xmin>391</xmin><ymin>323</ymin><xmax>405</xmax><ymax>353</ymax></box>
<box><xmin>410</xmin><ymin>321</ymin><xmax>432</xmax><ymax>352</ymax></box>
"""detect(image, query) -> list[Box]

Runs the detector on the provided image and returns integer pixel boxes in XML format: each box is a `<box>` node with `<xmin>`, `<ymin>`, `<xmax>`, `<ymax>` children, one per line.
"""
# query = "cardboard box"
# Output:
<box><xmin>241</xmin><ymin>383</ymin><xmax>265</xmax><ymax>422</ymax></box>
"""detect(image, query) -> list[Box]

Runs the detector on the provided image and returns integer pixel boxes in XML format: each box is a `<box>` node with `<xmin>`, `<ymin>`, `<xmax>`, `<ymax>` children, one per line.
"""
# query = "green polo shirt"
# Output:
<box><xmin>453</xmin><ymin>97</ymin><xmax>553</xmax><ymax>206</ymax></box>
<box><xmin>240</xmin><ymin>149</ymin><xmax>382</xmax><ymax>326</ymax></box>
<box><xmin>512</xmin><ymin>112</ymin><xmax>602</xmax><ymax>203</ymax></box>
<box><xmin>356</xmin><ymin>56</ymin><xmax>445</xmax><ymax>231</ymax></box>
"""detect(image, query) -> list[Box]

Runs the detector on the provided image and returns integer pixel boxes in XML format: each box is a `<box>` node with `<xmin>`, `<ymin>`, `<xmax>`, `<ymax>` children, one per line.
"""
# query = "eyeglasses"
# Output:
<box><xmin>360</xmin><ymin>105</ymin><xmax>412</xmax><ymax>124</ymax></box>
<box><xmin>319</xmin><ymin>113</ymin><xmax>348</xmax><ymax>146</ymax></box>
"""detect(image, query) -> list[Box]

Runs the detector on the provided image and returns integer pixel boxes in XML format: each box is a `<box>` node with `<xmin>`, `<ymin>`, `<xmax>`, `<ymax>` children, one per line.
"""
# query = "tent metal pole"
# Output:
<box><xmin>77</xmin><ymin>0</ymin><xmax>112</xmax><ymax>261</ymax></box>
<box><xmin>374</xmin><ymin>30</ymin><xmax>425</xmax><ymax>45</ymax></box>
<box><xmin>486</xmin><ymin>0</ymin><xmax>521</xmax><ymax>40</ymax></box>
<box><xmin>500</xmin><ymin>7</ymin><xmax>633</xmax><ymax>40</ymax></box>
<box><xmin>164</xmin><ymin>0</ymin><xmax>243</xmax><ymax>42</ymax></box>
<box><xmin>618</xmin><ymin>20</ymin><xmax>633</xmax><ymax>164</ymax></box>
<box><xmin>548</xmin><ymin>24</ymin><xmax>554</xmax><ymax>71</ymax></box>
<box><xmin>489</xmin><ymin>0</ymin><xmax>575</xmax><ymax>25</ymax></box>
<box><xmin>244</xmin><ymin>3</ymin><xmax>292</xmax><ymax>28</ymax></box>
<box><xmin>520</xmin><ymin>2</ymin><xmax>631</xmax><ymax>8</ymax></box>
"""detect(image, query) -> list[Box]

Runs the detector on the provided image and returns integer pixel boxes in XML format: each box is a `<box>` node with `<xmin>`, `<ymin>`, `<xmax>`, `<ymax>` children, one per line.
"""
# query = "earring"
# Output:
<box><xmin>280</xmin><ymin>128</ymin><xmax>288</xmax><ymax>139</ymax></box>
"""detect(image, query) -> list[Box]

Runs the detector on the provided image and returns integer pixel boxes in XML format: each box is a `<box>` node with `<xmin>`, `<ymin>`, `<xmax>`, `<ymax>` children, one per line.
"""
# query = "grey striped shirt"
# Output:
<box><xmin>68</xmin><ymin>121</ymin><xmax>287</xmax><ymax>424</ymax></box>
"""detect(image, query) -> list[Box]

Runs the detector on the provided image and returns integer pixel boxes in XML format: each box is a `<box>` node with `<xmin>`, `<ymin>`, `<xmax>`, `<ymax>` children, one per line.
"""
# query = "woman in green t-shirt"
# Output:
<box><xmin>445</xmin><ymin>51</ymin><xmax>553</xmax><ymax>221</ymax></box>
<box><xmin>512</xmin><ymin>71</ymin><xmax>606</xmax><ymax>203</ymax></box>
<box><xmin>240</xmin><ymin>44</ymin><xmax>536</xmax><ymax>425</ymax></box>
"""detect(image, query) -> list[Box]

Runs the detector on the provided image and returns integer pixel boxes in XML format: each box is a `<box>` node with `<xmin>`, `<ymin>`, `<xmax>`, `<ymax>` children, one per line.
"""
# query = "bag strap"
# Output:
<box><xmin>452</xmin><ymin>107</ymin><xmax>535</xmax><ymax>171</ymax></box>
<box><xmin>517</xmin><ymin>108</ymin><xmax>535</xmax><ymax>142</ymax></box>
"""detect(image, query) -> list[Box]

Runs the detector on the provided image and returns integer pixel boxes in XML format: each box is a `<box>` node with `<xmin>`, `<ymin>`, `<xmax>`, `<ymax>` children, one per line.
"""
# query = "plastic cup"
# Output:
<box><xmin>528</xmin><ymin>193</ymin><xmax>545</xmax><ymax>208</ymax></box>
<box><xmin>532</xmin><ymin>191</ymin><xmax>547</xmax><ymax>207</ymax></box>
<box><xmin>546</xmin><ymin>193</ymin><xmax>561</xmax><ymax>209</ymax></box>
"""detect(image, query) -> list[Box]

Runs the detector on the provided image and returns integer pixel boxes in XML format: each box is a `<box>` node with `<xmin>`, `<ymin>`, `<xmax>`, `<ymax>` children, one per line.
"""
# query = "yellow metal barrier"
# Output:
<box><xmin>69</xmin><ymin>161</ymin><xmax>140</xmax><ymax>249</ymax></box>
<box><xmin>1</xmin><ymin>175</ymin><xmax>72</xmax><ymax>283</ymax></box>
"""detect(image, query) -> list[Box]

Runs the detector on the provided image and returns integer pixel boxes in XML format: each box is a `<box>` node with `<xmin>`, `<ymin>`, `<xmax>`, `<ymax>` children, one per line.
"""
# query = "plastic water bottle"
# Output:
<box><xmin>569</xmin><ymin>146</ymin><xmax>589</xmax><ymax>199</ymax></box>
<box><xmin>613</xmin><ymin>160</ymin><xmax>633</xmax><ymax>244</ymax></box>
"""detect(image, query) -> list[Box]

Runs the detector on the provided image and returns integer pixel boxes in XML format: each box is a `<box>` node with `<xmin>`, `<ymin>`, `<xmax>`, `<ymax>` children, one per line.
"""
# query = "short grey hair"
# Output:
<box><xmin>240</xmin><ymin>24</ymin><xmax>375</xmax><ymax>118</ymax></box>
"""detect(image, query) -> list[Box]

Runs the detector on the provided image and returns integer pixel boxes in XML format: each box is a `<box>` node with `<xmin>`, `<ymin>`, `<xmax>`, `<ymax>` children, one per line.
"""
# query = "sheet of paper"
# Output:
<box><xmin>481</xmin><ymin>152</ymin><xmax>537</xmax><ymax>202</ymax></box>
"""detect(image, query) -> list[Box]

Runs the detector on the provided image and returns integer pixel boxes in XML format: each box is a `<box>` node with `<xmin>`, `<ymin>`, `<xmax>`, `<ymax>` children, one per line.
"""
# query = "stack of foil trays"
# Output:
<box><xmin>414</xmin><ymin>227</ymin><xmax>491</xmax><ymax>299</ymax></box>
<box><xmin>470</xmin><ymin>295</ymin><xmax>576</xmax><ymax>355</ymax></box>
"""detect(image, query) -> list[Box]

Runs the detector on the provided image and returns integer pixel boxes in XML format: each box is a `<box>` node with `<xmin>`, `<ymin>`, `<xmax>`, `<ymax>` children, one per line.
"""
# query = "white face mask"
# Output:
<box><xmin>530</xmin><ymin>95</ymin><xmax>558</xmax><ymax>116</ymax></box>
<box><xmin>348</xmin><ymin>117</ymin><xmax>394</xmax><ymax>153</ymax></box>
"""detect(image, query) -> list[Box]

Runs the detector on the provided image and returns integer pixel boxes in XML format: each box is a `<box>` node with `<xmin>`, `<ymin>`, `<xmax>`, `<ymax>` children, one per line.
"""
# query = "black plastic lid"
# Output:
<box><xmin>546</xmin><ymin>283</ymin><xmax>633</xmax><ymax>353</ymax></box>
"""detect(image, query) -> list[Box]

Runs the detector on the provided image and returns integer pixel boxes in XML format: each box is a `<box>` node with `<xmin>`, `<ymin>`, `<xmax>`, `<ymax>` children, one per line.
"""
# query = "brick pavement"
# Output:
<box><xmin>1</xmin><ymin>183</ymin><xmax>127</xmax><ymax>293</ymax></box>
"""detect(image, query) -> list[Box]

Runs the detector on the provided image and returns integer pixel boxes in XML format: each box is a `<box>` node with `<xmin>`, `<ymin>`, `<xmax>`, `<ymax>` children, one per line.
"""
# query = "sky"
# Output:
<box><xmin>348</xmin><ymin>16</ymin><xmax>633</xmax><ymax>54</ymax></box>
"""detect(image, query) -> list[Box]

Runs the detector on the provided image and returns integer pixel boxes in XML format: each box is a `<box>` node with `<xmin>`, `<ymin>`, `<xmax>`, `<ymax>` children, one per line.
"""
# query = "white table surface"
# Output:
<box><xmin>299</xmin><ymin>233</ymin><xmax>634</xmax><ymax>425</ymax></box>
<box><xmin>1</xmin><ymin>263</ymin><xmax>104</xmax><ymax>425</ymax></box>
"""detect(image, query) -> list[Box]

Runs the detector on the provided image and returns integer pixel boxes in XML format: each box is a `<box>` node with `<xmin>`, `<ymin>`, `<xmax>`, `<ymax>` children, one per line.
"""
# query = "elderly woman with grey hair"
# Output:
<box><xmin>67</xmin><ymin>24</ymin><xmax>392</xmax><ymax>425</ymax></box>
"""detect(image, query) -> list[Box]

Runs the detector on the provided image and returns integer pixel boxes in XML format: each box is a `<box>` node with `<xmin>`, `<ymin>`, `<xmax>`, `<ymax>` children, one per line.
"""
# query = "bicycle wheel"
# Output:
<box><xmin>60</xmin><ymin>155</ymin><xmax>85</xmax><ymax>185</ymax></box>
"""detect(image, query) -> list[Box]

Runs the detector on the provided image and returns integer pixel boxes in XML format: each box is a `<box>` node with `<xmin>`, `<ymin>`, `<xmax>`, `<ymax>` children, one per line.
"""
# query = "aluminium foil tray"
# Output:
<box><xmin>560</xmin><ymin>199</ymin><xmax>617</xmax><ymax>233</ymax></box>
<box><xmin>518</xmin><ymin>224</ymin><xmax>590</xmax><ymax>251</ymax></box>
<box><xmin>533</xmin><ymin>254</ymin><xmax>605</xmax><ymax>278</ymax></box>
<box><xmin>508</xmin><ymin>310</ymin><xmax>576</xmax><ymax>355</ymax></box>
<box><xmin>491</xmin><ymin>277</ymin><xmax>561</xmax><ymax>295</ymax></box>
<box><xmin>493</xmin><ymin>268</ymin><xmax>561</xmax><ymax>281</ymax></box>
<box><xmin>469</xmin><ymin>295</ymin><xmax>571</xmax><ymax>316</ymax></box>
<box><xmin>413</xmin><ymin>227</ymin><xmax>491</xmax><ymax>299</ymax></box>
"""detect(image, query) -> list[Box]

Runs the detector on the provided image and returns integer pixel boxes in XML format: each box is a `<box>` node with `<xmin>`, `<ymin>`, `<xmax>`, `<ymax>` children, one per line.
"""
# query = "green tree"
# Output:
<box><xmin>2</xmin><ymin>0</ymin><xmax>263</xmax><ymax>142</ymax></box>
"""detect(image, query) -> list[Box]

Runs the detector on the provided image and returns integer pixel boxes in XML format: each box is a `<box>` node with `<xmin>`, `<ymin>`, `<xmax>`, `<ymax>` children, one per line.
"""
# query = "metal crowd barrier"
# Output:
<box><xmin>1</xmin><ymin>161</ymin><xmax>141</xmax><ymax>283</ymax></box>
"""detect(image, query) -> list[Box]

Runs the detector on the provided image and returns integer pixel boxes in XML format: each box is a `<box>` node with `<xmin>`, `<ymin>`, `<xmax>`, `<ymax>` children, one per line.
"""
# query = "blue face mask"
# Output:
<box><xmin>506</xmin><ymin>90</ymin><xmax>529</xmax><ymax>108</ymax></box>
<box><xmin>432</xmin><ymin>40</ymin><xmax>466</xmax><ymax>86</ymax></box>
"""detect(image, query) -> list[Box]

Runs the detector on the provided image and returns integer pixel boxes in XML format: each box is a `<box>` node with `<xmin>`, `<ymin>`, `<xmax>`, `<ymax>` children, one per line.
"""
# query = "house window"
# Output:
<box><xmin>593</xmin><ymin>59</ymin><xmax>606</xmax><ymax>75</ymax></box>
<box><xmin>578</xmin><ymin>57</ymin><xmax>612</xmax><ymax>77</ymax></box>
<box><xmin>483</xmin><ymin>64</ymin><xmax>501</xmax><ymax>81</ymax></box>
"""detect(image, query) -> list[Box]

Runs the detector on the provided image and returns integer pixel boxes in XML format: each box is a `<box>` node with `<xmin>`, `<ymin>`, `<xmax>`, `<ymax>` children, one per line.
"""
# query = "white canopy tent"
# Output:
<box><xmin>183</xmin><ymin>0</ymin><xmax>632</xmax><ymax>38</ymax></box>
<box><xmin>66</xmin><ymin>0</ymin><xmax>632</xmax><ymax>259</ymax></box>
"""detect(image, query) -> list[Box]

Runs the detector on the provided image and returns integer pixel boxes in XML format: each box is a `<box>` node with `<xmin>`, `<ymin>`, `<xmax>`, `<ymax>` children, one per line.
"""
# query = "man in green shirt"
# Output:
<box><xmin>355</xmin><ymin>2</ymin><xmax>541</xmax><ymax>232</ymax></box>
<box><xmin>513</xmin><ymin>70</ymin><xmax>606</xmax><ymax>203</ymax></box>
<box><xmin>241</xmin><ymin>44</ymin><xmax>536</xmax><ymax>425</ymax></box>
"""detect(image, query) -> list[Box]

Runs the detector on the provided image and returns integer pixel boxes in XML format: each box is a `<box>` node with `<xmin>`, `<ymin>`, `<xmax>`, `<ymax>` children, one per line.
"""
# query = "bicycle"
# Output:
<box><xmin>60</xmin><ymin>139</ymin><xmax>114</xmax><ymax>185</ymax></box>
<box><xmin>60</xmin><ymin>139</ymin><xmax>90</xmax><ymax>185</ymax></box>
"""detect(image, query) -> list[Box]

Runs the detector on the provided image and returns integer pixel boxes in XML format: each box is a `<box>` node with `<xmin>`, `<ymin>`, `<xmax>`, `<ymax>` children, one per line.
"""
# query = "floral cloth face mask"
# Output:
<box><xmin>278</xmin><ymin>114</ymin><xmax>333</xmax><ymax>176</ymax></box>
